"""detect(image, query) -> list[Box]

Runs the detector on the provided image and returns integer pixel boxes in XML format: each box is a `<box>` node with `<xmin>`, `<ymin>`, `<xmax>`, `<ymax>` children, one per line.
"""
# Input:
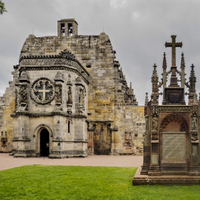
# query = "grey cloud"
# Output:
<box><xmin>1</xmin><ymin>0</ymin><xmax>200</xmax><ymax>104</ymax></box>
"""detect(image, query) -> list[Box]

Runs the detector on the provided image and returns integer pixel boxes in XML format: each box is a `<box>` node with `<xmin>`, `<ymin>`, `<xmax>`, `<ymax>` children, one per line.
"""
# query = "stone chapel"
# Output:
<box><xmin>0</xmin><ymin>19</ymin><xmax>145</xmax><ymax>158</ymax></box>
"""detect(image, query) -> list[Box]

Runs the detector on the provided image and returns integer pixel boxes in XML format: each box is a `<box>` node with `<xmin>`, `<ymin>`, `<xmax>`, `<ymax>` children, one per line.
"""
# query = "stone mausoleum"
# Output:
<box><xmin>133</xmin><ymin>35</ymin><xmax>200</xmax><ymax>185</ymax></box>
<box><xmin>0</xmin><ymin>19</ymin><xmax>145</xmax><ymax>158</ymax></box>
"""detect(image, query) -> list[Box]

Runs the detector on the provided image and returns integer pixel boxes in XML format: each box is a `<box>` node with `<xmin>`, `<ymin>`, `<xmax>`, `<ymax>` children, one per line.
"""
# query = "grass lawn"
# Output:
<box><xmin>0</xmin><ymin>165</ymin><xmax>200</xmax><ymax>200</ymax></box>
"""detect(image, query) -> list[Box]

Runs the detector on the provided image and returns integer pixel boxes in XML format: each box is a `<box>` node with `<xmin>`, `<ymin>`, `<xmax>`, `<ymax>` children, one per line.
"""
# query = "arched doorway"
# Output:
<box><xmin>40</xmin><ymin>129</ymin><xmax>49</xmax><ymax>157</ymax></box>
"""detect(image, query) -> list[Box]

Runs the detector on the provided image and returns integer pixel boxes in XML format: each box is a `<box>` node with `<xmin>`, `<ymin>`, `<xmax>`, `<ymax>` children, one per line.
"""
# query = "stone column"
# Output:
<box><xmin>141</xmin><ymin>116</ymin><xmax>151</xmax><ymax>175</ymax></box>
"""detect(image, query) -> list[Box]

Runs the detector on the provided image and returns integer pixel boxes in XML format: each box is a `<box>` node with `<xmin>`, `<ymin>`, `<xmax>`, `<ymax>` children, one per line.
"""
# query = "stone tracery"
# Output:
<box><xmin>31</xmin><ymin>78</ymin><xmax>54</xmax><ymax>105</ymax></box>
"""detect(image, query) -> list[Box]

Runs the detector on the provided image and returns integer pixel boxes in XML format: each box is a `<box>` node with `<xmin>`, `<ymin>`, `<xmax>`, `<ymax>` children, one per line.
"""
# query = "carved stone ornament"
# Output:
<box><xmin>151</xmin><ymin>130</ymin><xmax>158</xmax><ymax>140</ymax></box>
<box><xmin>31</xmin><ymin>78</ymin><xmax>54</xmax><ymax>105</ymax></box>
<box><xmin>191</xmin><ymin>105</ymin><xmax>198</xmax><ymax>115</ymax></box>
<box><xmin>19</xmin><ymin>85</ymin><xmax>28</xmax><ymax>110</ymax></box>
<box><xmin>159</xmin><ymin>106</ymin><xmax>190</xmax><ymax>113</ymax></box>
<box><xmin>67</xmin><ymin>86</ymin><xmax>73</xmax><ymax>105</ymax></box>
<box><xmin>78</xmin><ymin>88</ymin><xmax>85</xmax><ymax>113</ymax></box>
<box><xmin>79</xmin><ymin>88</ymin><xmax>84</xmax><ymax>105</ymax></box>
<box><xmin>152</xmin><ymin>105</ymin><xmax>159</xmax><ymax>117</ymax></box>
<box><xmin>191</xmin><ymin>116</ymin><xmax>198</xmax><ymax>131</ymax></box>
<box><xmin>55</xmin><ymin>84</ymin><xmax>62</xmax><ymax>105</ymax></box>
<box><xmin>152</xmin><ymin>117</ymin><xmax>158</xmax><ymax>130</ymax></box>
<box><xmin>191</xmin><ymin>131</ymin><xmax>198</xmax><ymax>141</ymax></box>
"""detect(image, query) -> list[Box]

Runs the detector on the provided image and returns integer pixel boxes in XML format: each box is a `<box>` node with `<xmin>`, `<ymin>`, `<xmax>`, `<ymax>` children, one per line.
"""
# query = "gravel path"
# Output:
<box><xmin>0</xmin><ymin>153</ymin><xmax>142</xmax><ymax>171</ymax></box>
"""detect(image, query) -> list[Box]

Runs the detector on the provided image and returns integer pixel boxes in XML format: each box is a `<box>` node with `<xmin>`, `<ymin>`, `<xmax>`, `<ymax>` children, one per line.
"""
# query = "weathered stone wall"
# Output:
<box><xmin>0</xmin><ymin>81</ymin><xmax>15</xmax><ymax>152</ymax></box>
<box><xmin>113</xmin><ymin>106</ymin><xmax>145</xmax><ymax>155</ymax></box>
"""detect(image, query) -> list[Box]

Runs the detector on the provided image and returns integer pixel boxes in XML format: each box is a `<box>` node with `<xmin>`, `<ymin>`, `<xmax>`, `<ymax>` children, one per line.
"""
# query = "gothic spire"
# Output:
<box><xmin>180</xmin><ymin>52</ymin><xmax>186</xmax><ymax>90</ymax></box>
<box><xmin>189</xmin><ymin>64</ymin><xmax>196</xmax><ymax>94</ymax></box>
<box><xmin>152</xmin><ymin>63</ymin><xmax>158</xmax><ymax>78</ymax></box>
<box><xmin>151</xmin><ymin>64</ymin><xmax>159</xmax><ymax>104</ymax></box>
<box><xmin>145</xmin><ymin>92</ymin><xmax>148</xmax><ymax>106</ymax></box>
<box><xmin>162</xmin><ymin>52</ymin><xmax>167</xmax><ymax>72</ymax></box>
<box><xmin>180</xmin><ymin>52</ymin><xmax>185</xmax><ymax>69</ymax></box>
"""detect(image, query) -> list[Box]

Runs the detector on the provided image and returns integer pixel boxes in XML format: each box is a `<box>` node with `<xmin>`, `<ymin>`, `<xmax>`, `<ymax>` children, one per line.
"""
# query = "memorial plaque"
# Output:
<box><xmin>163</xmin><ymin>132</ymin><xmax>185</xmax><ymax>160</ymax></box>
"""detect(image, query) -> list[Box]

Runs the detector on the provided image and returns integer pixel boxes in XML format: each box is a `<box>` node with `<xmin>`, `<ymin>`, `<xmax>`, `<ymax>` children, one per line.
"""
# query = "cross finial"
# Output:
<box><xmin>165</xmin><ymin>35</ymin><xmax>182</xmax><ymax>68</ymax></box>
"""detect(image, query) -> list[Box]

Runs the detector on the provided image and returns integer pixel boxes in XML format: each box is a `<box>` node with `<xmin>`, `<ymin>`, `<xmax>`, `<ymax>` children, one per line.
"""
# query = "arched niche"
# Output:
<box><xmin>160</xmin><ymin>114</ymin><xmax>189</xmax><ymax>161</ymax></box>
<box><xmin>160</xmin><ymin>113</ymin><xmax>189</xmax><ymax>132</ymax></box>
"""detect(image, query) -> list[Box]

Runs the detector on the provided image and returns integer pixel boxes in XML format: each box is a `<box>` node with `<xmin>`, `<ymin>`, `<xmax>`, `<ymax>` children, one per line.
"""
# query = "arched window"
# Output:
<box><xmin>68</xmin><ymin>121</ymin><xmax>70</xmax><ymax>133</ymax></box>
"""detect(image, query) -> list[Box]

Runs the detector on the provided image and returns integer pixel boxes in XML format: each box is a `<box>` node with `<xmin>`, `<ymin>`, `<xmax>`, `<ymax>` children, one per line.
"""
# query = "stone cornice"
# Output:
<box><xmin>18</xmin><ymin>56</ymin><xmax>90</xmax><ymax>84</ymax></box>
<box><xmin>159</xmin><ymin>105</ymin><xmax>191</xmax><ymax>113</ymax></box>
<box><xmin>19</xmin><ymin>54</ymin><xmax>89</xmax><ymax>75</ymax></box>
<box><xmin>11</xmin><ymin>112</ymin><xmax>87</xmax><ymax>118</ymax></box>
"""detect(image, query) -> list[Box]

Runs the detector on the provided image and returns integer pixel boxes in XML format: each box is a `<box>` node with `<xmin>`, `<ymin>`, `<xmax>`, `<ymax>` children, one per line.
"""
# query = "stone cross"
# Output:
<box><xmin>165</xmin><ymin>35</ymin><xmax>182</xmax><ymax>67</ymax></box>
<box><xmin>38</xmin><ymin>80</ymin><xmax>52</xmax><ymax>101</ymax></box>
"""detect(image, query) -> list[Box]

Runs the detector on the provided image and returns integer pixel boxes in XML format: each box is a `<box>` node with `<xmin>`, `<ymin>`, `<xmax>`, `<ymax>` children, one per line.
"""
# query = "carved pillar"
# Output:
<box><xmin>141</xmin><ymin>115</ymin><xmax>151</xmax><ymax>175</ymax></box>
<box><xmin>189</xmin><ymin>64</ymin><xmax>196</xmax><ymax>105</ymax></box>
<box><xmin>162</xmin><ymin>53</ymin><xmax>167</xmax><ymax>105</ymax></box>
<box><xmin>55</xmin><ymin>84</ymin><xmax>62</xmax><ymax>106</ymax></box>
<box><xmin>75</xmin><ymin>76</ymin><xmax>86</xmax><ymax>115</ymax></box>
<box><xmin>189</xmin><ymin>96</ymin><xmax>200</xmax><ymax>175</ymax></box>
<box><xmin>67</xmin><ymin>74</ymin><xmax>73</xmax><ymax>114</ymax></box>
<box><xmin>78</xmin><ymin>88</ymin><xmax>85</xmax><ymax>113</ymax></box>
<box><xmin>18</xmin><ymin>85</ymin><xmax>28</xmax><ymax>110</ymax></box>
<box><xmin>17</xmin><ymin>70</ymin><xmax>30</xmax><ymax>111</ymax></box>
<box><xmin>148</xmin><ymin>105</ymin><xmax>161</xmax><ymax>176</ymax></box>
<box><xmin>54</xmin><ymin>72</ymin><xmax>64</xmax><ymax>110</ymax></box>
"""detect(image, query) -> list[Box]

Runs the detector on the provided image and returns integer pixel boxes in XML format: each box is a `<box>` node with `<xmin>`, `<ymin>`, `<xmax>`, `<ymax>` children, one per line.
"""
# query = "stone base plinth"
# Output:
<box><xmin>133</xmin><ymin>167</ymin><xmax>200</xmax><ymax>185</ymax></box>
<box><xmin>13</xmin><ymin>150</ymin><xmax>37</xmax><ymax>157</ymax></box>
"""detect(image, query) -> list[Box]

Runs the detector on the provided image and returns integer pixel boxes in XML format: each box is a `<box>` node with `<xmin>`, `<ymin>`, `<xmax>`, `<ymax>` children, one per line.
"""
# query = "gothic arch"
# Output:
<box><xmin>160</xmin><ymin>113</ymin><xmax>189</xmax><ymax>132</ymax></box>
<box><xmin>34</xmin><ymin>124</ymin><xmax>53</xmax><ymax>155</ymax></box>
<box><xmin>34</xmin><ymin>124</ymin><xmax>53</xmax><ymax>138</ymax></box>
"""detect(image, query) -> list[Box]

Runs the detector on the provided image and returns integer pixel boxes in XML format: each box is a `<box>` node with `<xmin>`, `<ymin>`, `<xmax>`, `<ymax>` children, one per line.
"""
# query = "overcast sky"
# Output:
<box><xmin>1</xmin><ymin>0</ymin><xmax>200</xmax><ymax>105</ymax></box>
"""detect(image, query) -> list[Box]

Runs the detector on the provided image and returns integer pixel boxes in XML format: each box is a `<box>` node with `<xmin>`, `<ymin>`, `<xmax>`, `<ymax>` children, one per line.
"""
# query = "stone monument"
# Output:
<box><xmin>133</xmin><ymin>35</ymin><xmax>200</xmax><ymax>185</ymax></box>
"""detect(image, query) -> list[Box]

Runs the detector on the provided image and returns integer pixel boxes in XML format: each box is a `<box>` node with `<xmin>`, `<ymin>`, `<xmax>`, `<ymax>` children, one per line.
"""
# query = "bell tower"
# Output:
<box><xmin>57</xmin><ymin>18</ymin><xmax>78</xmax><ymax>37</ymax></box>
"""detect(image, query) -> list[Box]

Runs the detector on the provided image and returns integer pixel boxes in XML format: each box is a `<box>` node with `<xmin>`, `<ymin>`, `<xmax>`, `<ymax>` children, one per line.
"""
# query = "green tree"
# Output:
<box><xmin>0</xmin><ymin>1</ymin><xmax>7</xmax><ymax>14</ymax></box>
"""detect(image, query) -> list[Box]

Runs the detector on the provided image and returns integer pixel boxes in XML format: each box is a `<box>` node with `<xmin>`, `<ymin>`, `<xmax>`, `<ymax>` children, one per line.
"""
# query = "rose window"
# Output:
<box><xmin>31</xmin><ymin>78</ymin><xmax>54</xmax><ymax>104</ymax></box>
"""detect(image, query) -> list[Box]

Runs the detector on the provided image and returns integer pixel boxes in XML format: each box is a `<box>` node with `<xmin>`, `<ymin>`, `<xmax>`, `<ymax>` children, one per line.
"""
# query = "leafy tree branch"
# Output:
<box><xmin>0</xmin><ymin>1</ymin><xmax>7</xmax><ymax>14</ymax></box>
